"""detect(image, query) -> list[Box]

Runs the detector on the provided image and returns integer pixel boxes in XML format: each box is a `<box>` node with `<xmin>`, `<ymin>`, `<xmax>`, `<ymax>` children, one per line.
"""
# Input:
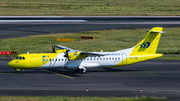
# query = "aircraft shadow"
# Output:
<box><xmin>88</xmin><ymin>68</ymin><xmax>143</xmax><ymax>73</ymax></box>
<box><xmin>1</xmin><ymin>69</ymin><xmax>82</xmax><ymax>77</ymax></box>
<box><xmin>1</xmin><ymin>68</ymin><xmax>144</xmax><ymax>77</ymax></box>
<box><xmin>44</xmin><ymin>69</ymin><xmax>82</xmax><ymax>77</ymax></box>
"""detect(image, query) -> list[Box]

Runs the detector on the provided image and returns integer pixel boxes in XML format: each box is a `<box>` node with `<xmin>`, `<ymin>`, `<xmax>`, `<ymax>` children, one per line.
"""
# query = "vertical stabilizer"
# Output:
<box><xmin>130</xmin><ymin>27</ymin><xmax>164</xmax><ymax>55</ymax></box>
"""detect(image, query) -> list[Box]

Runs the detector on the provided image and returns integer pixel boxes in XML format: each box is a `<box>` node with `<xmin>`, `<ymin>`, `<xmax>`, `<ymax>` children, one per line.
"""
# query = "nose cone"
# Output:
<box><xmin>7</xmin><ymin>60</ymin><xmax>14</xmax><ymax>68</ymax></box>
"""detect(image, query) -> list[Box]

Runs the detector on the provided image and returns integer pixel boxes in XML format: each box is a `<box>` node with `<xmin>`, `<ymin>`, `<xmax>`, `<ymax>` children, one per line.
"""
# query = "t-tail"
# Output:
<box><xmin>126</xmin><ymin>27</ymin><xmax>165</xmax><ymax>65</ymax></box>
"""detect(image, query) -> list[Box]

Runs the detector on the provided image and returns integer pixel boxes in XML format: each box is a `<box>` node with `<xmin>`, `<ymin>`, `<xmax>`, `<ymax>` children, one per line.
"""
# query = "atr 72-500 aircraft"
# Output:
<box><xmin>8</xmin><ymin>27</ymin><xmax>165</xmax><ymax>73</ymax></box>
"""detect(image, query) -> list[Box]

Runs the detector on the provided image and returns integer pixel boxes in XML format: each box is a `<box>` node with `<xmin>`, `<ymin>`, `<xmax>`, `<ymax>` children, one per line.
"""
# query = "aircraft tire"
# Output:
<box><xmin>79</xmin><ymin>69</ymin><xmax>86</xmax><ymax>74</ymax></box>
<box><xmin>16</xmin><ymin>71</ymin><xmax>19</xmax><ymax>74</ymax></box>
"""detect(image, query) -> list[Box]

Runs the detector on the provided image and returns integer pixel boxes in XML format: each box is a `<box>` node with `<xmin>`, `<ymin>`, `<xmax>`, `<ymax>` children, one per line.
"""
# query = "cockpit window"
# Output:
<box><xmin>15</xmin><ymin>57</ymin><xmax>19</xmax><ymax>59</ymax></box>
<box><xmin>15</xmin><ymin>57</ymin><xmax>25</xmax><ymax>60</ymax></box>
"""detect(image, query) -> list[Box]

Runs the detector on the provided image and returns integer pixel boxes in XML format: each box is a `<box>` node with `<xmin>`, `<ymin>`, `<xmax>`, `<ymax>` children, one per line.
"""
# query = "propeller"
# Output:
<box><xmin>63</xmin><ymin>49</ymin><xmax>70</xmax><ymax>68</ymax></box>
<box><xmin>64</xmin><ymin>49</ymin><xmax>70</xmax><ymax>59</ymax></box>
<box><xmin>52</xmin><ymin>44</ymin><xmax>56</xmax><ymax>53</ymax></box>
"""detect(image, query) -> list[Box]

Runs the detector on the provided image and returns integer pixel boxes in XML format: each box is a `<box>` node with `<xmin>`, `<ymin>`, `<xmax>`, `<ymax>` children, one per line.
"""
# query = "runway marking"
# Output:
<box><xmin>93</xmin><ymin>71</ymin><xmax>180</xmax><ymax>74</ymax></box>
<box><xmin>41</xmin><ymin>69</ymin><xmax>73</xmax><ymax>79</ymax></box>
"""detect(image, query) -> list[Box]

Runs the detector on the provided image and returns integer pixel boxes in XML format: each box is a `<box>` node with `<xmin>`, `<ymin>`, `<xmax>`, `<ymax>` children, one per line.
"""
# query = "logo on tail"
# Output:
<box><xmin>135</xmin><ymin>42</ymin><xmax>150</xmax><ymax>48</ymax></box>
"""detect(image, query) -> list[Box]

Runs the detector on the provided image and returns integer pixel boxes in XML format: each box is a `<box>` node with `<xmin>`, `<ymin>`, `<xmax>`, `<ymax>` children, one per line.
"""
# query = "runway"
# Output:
<box><xmin>1</xmin><ymin>59</ymin><xmax>180</xmax><ymax>100</ymax></box>
<box><xmin>0</xmin><ymin>16</ymin><xmax>180</xmax><ymax>100</ymax></box>
<box><xmin>1</xmin><ymin>16</ymin><xmax>180</xmax><ymax>39</ymax></box>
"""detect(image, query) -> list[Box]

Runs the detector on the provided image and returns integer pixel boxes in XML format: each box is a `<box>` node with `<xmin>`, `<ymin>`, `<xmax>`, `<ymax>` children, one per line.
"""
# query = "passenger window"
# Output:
<box><xmin>55</xmin><ymin>59</ymin><xmax>57</xmax><ymax>61</ymax></box>
<box><xmin>112</xmin><ymin>58</ymin><xmax>114</xmax><ymax>60</ymax></box>
<box><xmin>46</xmin><ymin>59</ymin><xmax>48</xmax><ymax>61</ymax></box>
<box><xmin>118</xmin><ymin>58</ymin><xmax>120</xmax><ymax>60</ymax></box>
<box><xmin>103</xmin><ymin>58</ymin><xmax>105</xmax><ymax>60</ymax></box>
<box><xmin>62</xmin><ymin>59</ymin><xmax>63</xmax><ymax>61</ymax></box>
<box><xmin>23</xmin><ymin>57</ymin><xmax>25</xmax><ymax>60</ymax></box>
<box><xmin>59</xmin><ymin>59</ymin><xmax>60</xmax><ymax>61</ymax></box>
<box><xmin>106</xmin><ymin>58</ymin><xmax>108</xmax><ymax>60</ymax></box>
<box><xmin>94</xmin><ymin>58</ymin><xmax>96</xmax><ymax>60</ymax></box>
<box><xmin>100</xmin><ymin>58</ymin><xmax>102</xmax><ymax>60</ymax></box>
<box><xmin>87</xmin><ymin>58</ymin><xmax>89</xmax><ymax>60</ymax></box>
<box><xmin>115</xmin><ymin>58</ymin><xmax>117</xmax><ymax>60</ymax></box>
<box><xmin>49</xmin><ymin>59</ymin><xmax>51</xmax><ymax>61</ymax></box>
<box><xmin>19</xmin><ymin>57</ymin><xmax>22</xmax><ymax>60</ymax></box>
<box><xmin>52</xmin><ymin>59</ymin><xmax>54</xmax><ymax>61</ymax></box>
<box><xmin>109</xmin><ymin>58</ymin><xmax>111</xmax><ymax>60</ymax></box>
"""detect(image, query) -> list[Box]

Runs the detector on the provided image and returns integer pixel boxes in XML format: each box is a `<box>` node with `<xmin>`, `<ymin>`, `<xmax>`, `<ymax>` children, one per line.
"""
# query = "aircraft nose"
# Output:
<box><xmin>7</xmin><ymin>61</ymin><xmax>14</xmax><ymax>68</ymax></box>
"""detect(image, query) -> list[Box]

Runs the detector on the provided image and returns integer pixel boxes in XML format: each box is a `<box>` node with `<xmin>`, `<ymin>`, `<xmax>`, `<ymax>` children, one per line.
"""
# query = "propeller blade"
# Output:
<box><xmin>63</xmin><ymin>49</ymin><xmax>70</xmax><ymax>59</ymax></box>
<box><xmin>52</xmin><ymin>44</ymin><xmax>56</xmax><ymax>53</ymax></box>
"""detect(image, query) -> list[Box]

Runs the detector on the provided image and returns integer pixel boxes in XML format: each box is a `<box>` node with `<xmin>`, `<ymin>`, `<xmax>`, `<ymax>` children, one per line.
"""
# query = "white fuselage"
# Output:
<box><xmin>39</xmin><ymin>48</ymin><xmax>133</xmax><ymax>70</ymax></box>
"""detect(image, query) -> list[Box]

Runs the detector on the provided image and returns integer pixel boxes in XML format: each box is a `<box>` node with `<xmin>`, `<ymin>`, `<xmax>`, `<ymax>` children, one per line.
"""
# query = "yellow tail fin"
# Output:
<box><xmin>130</xmin><ymin>27</ymin><xmax>164</xmax><ymax>55</ymax></box>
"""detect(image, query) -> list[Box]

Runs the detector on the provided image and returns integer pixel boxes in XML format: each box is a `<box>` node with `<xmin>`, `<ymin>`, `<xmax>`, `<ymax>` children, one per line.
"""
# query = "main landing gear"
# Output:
<box><xmin>79</xmin><ymin>68</ymin><xmax>86</xmax><ymax>74</ymax></box>
<box><xmin>75</xmin><ymin>67</ymin><xmax>86</xmax><ymax>74</ymax></box>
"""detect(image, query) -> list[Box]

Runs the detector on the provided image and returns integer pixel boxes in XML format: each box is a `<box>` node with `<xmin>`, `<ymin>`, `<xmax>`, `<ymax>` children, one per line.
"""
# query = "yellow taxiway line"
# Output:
<box><xmin>41</xmin><ymin>69</ymin><xmax>73</xmax><ymax>79</ymax></box>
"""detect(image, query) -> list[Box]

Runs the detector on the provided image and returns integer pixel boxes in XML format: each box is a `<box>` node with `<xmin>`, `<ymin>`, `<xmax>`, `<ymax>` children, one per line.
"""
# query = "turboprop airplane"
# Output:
<box><xmin>7</xmin><ymin>27</ymin><xmax>165</xmax><ymax>74</ymax></box>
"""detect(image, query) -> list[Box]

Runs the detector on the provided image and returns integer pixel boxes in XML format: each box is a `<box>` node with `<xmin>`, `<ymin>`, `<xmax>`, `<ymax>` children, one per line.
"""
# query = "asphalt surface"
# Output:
<box><xmin>0</xmin><ymin>16</ymin><xmax>180</xmax><ymax>39</ymax></box>
<box><xmin>1</xmin><ymin>24</ymin><xmax>180</xmax><ymax>39</ymax></box>
<box><xmin>0</xmin><ymin>16</ymin><xmax>180</xmax><ymax>101</ymax></box>
<box><xmin>1</xmin><ymin>60</ymin><xmax>180</xmax><ymax>100</ymax></box>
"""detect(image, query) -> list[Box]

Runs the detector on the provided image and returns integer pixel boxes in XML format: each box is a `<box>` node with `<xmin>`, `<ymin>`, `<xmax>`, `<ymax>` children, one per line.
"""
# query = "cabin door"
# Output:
<box><xmin>122</xmin><ymin>53</ymin><xmax>127</xmax><ymax>65</ymax></box>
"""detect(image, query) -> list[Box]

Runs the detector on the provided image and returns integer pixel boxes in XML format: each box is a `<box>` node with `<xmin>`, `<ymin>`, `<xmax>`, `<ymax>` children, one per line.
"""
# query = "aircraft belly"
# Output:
<box><xmin>81</xmin><ymin>63</ymin><xmax>99</xmax><ymax>69</ymax></box>
<box><xmin>66</xmin><ymin>61</ymin><xmax>81</xmax><ymax>70</ymax></box>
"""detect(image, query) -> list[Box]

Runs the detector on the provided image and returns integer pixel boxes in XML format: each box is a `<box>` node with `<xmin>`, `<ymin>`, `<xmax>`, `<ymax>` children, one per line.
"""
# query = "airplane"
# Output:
<box><xmin>7</xmin><ymin>27</ymin><xmax>165</xmax><ymax>74</ymax></box>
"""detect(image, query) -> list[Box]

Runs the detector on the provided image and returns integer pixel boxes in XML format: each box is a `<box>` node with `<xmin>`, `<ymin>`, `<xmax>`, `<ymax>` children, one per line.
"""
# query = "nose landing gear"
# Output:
<box><xmin>15</xmin><ymin>69</ymin><xmax>20</xmax><ymax>74</ymax></box>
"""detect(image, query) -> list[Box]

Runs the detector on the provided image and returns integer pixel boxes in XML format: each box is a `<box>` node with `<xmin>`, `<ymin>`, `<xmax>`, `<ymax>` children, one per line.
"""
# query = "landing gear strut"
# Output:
<box><xmin>15</xmin><ymin>69</ymin><xmax>20</xmax><ymax>74</ymax></box>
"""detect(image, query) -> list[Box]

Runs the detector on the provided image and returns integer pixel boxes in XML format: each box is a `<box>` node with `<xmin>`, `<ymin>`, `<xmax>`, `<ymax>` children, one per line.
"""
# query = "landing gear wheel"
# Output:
<box><xmin>16</xmin><ymin>71</ymin><xmax>19</xmax><ymax>74</ymax></box>
<box><xmin>15</xmin><ymin>69</ymin><xmax>20</xmax><ymax>74</ymax></box>
<box><xmin>79</xmin><ymin>69</ymin><xmax>86</xmax><ymax>74</ymax></box>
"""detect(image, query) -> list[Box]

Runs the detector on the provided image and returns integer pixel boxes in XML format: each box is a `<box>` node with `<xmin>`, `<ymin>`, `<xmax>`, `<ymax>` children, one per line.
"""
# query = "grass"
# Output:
<box><xmin>0</xmin><ymin>0</ymin><xmax>180</xmax><ymax>16</ymax></box>
<box><xmin>0</xmin><ymin>96</ymin><xmax>166</xmax><ymax>101</ymax></box>
<box><xmin>0</xmin><ymin>27</ymin><xmax>179</xmax><ymax>60</ymax></box>
<box><xmin>155</xmin><ymin>55</ymin><xmax>180</xmax><ymax>60</ymax></box>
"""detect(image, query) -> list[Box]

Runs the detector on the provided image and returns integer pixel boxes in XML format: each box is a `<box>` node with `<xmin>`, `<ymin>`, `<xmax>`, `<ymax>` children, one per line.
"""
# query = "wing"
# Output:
<box><xmin>55</xmin><ymin>45</ymin><xmax>105</xmax><ymax>60</ymax></box>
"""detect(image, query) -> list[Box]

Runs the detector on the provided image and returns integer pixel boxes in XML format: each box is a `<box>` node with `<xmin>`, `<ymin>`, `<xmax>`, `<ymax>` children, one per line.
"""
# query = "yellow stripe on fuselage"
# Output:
<box><xmin>113</xmin><ymin>54</ymin><xmax>162</xmax><ymax>67</ymax></box>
